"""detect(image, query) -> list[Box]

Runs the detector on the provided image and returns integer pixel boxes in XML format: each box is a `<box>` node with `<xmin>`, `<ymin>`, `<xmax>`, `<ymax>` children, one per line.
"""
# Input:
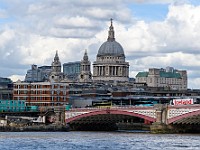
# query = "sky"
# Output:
<box><xmin>0</xmin><ymin>0</ymin><xmax>200</xmax><ymax>88</ymax></box>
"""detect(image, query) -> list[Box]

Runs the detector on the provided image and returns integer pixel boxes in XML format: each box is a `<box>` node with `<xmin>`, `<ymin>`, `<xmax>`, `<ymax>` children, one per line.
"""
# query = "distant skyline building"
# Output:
<box><xmin>63</xmin><ymin>61</ymin><xmax>81</xmax><ymax>81</ymax></box>
<box><xmin>93</xmin><ymin>19</ymin><xmax>129</xmax><ymax>82</ymax></box>
<box><xmin>25</xmin><ymin>65</ymin><xmax>52</xmax><ymax>82</ymax></box>
<box><xmin>0</xmin><ymin>77</ymin><xmax>13</xmax><ymax>89</ymax></box>
<box><xmin>136</xmin><ymin>67</ymin><xmax>187</xmax><ymax>90</ymax></box>
<box><xmin>0</xmin><ymin>77</ymin><xmax>13</xmax><ymax>100</ymax></box>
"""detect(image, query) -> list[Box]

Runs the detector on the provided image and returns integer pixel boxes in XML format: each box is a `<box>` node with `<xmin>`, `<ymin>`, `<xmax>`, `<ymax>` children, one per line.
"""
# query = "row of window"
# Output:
<box><xmin>29</xmin><ymin>103</ymin><xmax>64</xmax><ymax>106</ymax></box>
<box><xmin>137</xmin><ymin>77</ymin><xmax>185</xmax><ymax>85</ymax></box>
<box><xmin>14</xmin><ymin>85</ymin><xmax>68</xmax><ymax>89</ymax></box>
<box><xmin>99</xmin><ymin>56</ymin><xmax>124</xmax><ymax>60</ymax></box>
<box><xmin>14</xmin><ymin>90</ymin><xmax>68</xmax><ymax>95</ymax></box>
<box><xmin>14</xmin><ymin>97</ymin><xmax>68</xmax><ymax>101</ymax></box>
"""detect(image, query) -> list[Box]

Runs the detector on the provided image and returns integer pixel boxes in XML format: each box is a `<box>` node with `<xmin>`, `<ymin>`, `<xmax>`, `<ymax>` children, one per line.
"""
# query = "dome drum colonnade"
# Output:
<box><xmin>93</xmin><ymin>19</ymin><xmax>129</xmax><ymax>82</ymax></box>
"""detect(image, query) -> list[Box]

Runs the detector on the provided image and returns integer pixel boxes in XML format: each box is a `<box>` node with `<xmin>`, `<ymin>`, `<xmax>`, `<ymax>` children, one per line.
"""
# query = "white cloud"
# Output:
<box><xmin>0</xmin><ymin>1</ymin><xmax>200</xmax><ymax>89</ymax></box>
<box><xmin>128</xmin><ymin>0</ymin><xmax>190</xmax><ymax>5</ymax></box>
<box><xmin>55</xmin><ymin>16</ymin><xmax>94</xmax><ymax>28</ymax></box>
<box><xmin>9</xmin><ymin>75</ymin><xmax>25</xmax><ymax>82</ymax></box>
<box><xmin>108</xmin><ymin>4</ymin><xmax>200</xmax><ymax>88</ymax></box>
<box><xmin>115</xmin><ymin>4</ymin><xmax>200</xmax><ymax>55</ymax></box>
<box><xmin>0</xmin><ymin>28</ymin><xmax>15</xmax><ymax>49</ymax></box>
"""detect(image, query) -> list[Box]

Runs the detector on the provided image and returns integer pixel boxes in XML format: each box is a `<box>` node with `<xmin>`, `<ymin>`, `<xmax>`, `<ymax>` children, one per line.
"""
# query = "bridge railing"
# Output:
<box><xmin>167</xmin><ymin>104</ymin><xmax>200</xmax><ymax>109</ymax></box>
<box><xmin>67</xmin><ymin>105</ymin><xmax>154</xmax><ymax>112</ymax></box>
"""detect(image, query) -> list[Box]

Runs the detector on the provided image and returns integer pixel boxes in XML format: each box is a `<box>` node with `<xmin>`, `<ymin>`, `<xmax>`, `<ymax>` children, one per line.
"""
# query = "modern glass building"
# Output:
<box><xmin>0</xmin><ymin>77</ymin><xmax>13</xmax><ymax>100</ymax></box>
<box><xmin>63</xmin><ymin>61</ymin><xmax>81</xmax><ymax>80</ymax></box>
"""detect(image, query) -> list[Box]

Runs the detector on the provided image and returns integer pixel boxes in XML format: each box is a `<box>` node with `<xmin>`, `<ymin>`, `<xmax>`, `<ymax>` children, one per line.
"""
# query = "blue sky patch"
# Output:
<box><xmin>128</xmin><ymin>3</ymin><xmax>169</xmax><ymax>22</ymax></box>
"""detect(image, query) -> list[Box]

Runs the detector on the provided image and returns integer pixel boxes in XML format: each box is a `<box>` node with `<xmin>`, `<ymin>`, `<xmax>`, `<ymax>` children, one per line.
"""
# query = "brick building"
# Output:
<box><xmin>13</xmin><ymin>81</ymin><xmax>69</xmax><ymax>106</ymax></box>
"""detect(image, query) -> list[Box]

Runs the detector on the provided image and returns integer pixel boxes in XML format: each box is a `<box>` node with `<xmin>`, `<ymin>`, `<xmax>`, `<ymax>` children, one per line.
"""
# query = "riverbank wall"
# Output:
<box><xmin>150</xmin><ymin>123</ymin><xmax>200</xmax><ymax>133</ymax></box>
<box><xmin>0</xmin><ymin>124</ymin><xmax>69</xmax><ymax>132</ymax></box>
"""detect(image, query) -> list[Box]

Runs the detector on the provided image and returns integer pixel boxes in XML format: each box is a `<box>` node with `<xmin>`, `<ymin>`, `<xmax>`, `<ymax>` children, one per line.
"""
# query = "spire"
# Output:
<box><xmin>107</xmin><ymin>18</ymin><xmax>115</xmax><ymax>41</ymax></box>
<box><xmin>54</xmin><ymin>50</ymin><xmax>59</xmax><ymax>62</ymax></box>
<box><xmin>83</xmin><ymin>49</ymin><xmax>88</xmax><ymax>61</ymax></box>
<box><xmin>51</xmin><ymin>50</ymin><xmax>61</xmax><ymax>73</ymax></box>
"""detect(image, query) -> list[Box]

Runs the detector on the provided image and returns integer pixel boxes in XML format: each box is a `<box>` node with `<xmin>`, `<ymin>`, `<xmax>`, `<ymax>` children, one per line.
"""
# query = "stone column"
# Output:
<box><xmin>127</xmin><ymin>66</ymin><xmax>129</xmax><ymax>77</ymax></box>
<box><xmin>88</xmin><ymin>65</ymin><xmax>90</xmax><ymax>71</ymax></box>
<box><xmin>109</xmin><ymin>66</ymin><xmax>111</xmax><ymax>76</ymax></box>
<box><xmin>93</xmin><ymin>66</ymin><xmax>96</xmax><ymax>76</ymax></box>
<box><xmin>106</xmin><ymin>66</ymin><xmax>109</xmax><ymax>76</ymax></box>
<box><xmin>98</xmin><ymin>66</ymin><xmax>100</xmax><ymax>76</ymax></box>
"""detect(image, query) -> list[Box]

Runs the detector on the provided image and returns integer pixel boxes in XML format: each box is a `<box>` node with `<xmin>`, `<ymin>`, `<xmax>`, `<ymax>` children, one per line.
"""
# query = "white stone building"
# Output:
<box><xmin>93</xmin><ymin>19</ymin><xmax>129</xmax><ymax>82</ymax></box>
<box><xmin>136</xmin><ymin>67</ymin><xmax>187</xmax><ymax>90</ymax></box>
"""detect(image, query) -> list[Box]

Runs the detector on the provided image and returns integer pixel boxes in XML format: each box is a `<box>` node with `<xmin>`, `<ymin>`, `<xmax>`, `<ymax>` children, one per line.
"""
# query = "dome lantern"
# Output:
<box><xmin>107</xmin><ymin>18</ymin><xmax>115</xmax><ymax>42</ymax></box>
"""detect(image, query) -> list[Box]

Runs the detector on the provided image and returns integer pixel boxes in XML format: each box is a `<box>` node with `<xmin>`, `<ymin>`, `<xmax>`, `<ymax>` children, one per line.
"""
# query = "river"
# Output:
<box><xmin>0</xmin><ymin>131</ymin><xmax>199</xmax><ymax>150</ymax></box>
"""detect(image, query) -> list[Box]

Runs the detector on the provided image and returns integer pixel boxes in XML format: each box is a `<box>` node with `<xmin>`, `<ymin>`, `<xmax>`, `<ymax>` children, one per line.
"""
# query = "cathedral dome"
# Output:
<box><xmin>93</xmin><ymin>19</ymin><xmax>129</xmax><ymax>82</ymax></box>
<box><xmin>97</xmin><ymin>40</ymin><xmax>124</xmax><ymax>56</ymax></box>
<box><xmin>97</xmin><ymin>19</ymin><xmax>125</xmax><ymax>57</ymax></box>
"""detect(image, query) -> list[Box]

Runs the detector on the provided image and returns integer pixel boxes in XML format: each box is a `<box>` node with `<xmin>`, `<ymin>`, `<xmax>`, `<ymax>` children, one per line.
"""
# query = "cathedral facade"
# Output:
<box><xmin>93</xmin><ymin>19</ymin><xmax>129</xmax><ymax>82</ymax></box>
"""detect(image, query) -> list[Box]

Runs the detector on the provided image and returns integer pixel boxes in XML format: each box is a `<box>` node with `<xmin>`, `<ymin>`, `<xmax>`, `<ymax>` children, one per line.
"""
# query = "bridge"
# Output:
<box><xmin>65</xmin><ymin>104</ymin><xmax>200</xmax><ymax>133</ymax></box>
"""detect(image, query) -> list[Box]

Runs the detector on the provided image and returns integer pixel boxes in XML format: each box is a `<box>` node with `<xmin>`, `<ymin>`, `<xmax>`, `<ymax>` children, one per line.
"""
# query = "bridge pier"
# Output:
<box><xmin>150</xmin><ymin>104</ymin><xmax>171</xmax><ymax>133</ymax></box>
<box><xmin>150</xmin><ymin>104</ymin><xmax>200</xmax><ymax>133</ymax></box>
<box><xmin>54</xmin><ymin>106</ymin><xmax>66</xmax><ymax>125</ymax></box>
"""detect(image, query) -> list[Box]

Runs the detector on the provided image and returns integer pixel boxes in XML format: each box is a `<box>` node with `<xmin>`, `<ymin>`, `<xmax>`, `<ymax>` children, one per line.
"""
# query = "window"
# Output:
<box><xmin>150</xmin><ymin>78</ymin><xmax>152</xmax><ymax>83</ymax></box>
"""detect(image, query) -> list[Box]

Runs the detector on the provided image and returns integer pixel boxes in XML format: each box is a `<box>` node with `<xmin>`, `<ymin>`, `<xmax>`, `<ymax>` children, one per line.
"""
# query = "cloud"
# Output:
<box><xmin>115</xmin><ymin>4</ymin><xmax>200</xmax><ymax>55</ymax></box>
<box><xmin>0</xmin><ymin>8</ymin><xmax>7</xmax><ymax>18</ymax></box>
<box><xmin>0</xmin><ymin>28</ymin><xmax>15</xmax><ymax>49</ymax></box>
<box><xmin>128</xmin><ymin>0</ymin><xmax>190</xmax><ymax>5</ymax></box>
<box><xmin>112</xmin><ymin>4</ymin><xmax>200</xmax><ymax>88</ymax></box>
<box><xmin>0</xmin><ymin>0</ymin><xmax>200</xmax><ymax>89</ymax></box>
<box><xmin>9</xmin><ymin>75</ymin><xmax>25</xmax><ymax>82</ymax></box>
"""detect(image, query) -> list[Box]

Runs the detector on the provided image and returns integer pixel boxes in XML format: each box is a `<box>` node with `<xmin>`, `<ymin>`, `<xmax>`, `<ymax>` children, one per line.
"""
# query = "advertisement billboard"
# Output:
<box><xmin>172</xmin><ymin>99</ymin><xmax>193</xmax><ymax>105</ymax></box>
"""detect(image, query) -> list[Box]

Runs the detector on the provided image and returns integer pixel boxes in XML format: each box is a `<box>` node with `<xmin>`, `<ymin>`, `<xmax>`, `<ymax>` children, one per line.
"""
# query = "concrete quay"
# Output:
<box><xmin>0</xmin><ymin>124</ymin><xmax>69</xmax><ymax>132</ymax></box>
<box><xmin>150</xmin><ymin>122</ymin><xmax>200</xmax><ymax>134</ymax></box>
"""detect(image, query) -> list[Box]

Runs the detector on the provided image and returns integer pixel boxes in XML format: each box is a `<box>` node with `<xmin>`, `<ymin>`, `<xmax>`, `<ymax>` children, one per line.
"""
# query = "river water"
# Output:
<box><xmin>0</xmin><ymin>131</ymin><xmax>199</xmax><ymax>150</ymax></box>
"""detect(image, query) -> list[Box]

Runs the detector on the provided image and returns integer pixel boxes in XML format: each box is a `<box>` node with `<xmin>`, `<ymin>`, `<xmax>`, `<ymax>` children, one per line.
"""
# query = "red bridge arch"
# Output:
<box><xmin>66</xmin><ymin>109</ymin><xmax>156</xmax><ymax>123</ymax></box>
<box><xmin>167</xmin><ymin>109</ymin><xmax>200</xmax><ymax>124</ymax></box>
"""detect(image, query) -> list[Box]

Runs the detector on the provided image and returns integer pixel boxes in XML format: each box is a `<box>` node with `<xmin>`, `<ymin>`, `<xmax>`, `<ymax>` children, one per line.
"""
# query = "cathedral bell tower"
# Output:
<box><xmin>79</xmin><ymin>49</ymin><xmax>92</xmax><ymax>82</ymax></box>
<box><xmin>49</xmin><ymin>51</ymin><xmax>63</xmax><ymax>82</ymax></box>
<box><xmin>51</xmin><ymin>50</ymin><xmax>61</xmax><ymax>73</ymax></box>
